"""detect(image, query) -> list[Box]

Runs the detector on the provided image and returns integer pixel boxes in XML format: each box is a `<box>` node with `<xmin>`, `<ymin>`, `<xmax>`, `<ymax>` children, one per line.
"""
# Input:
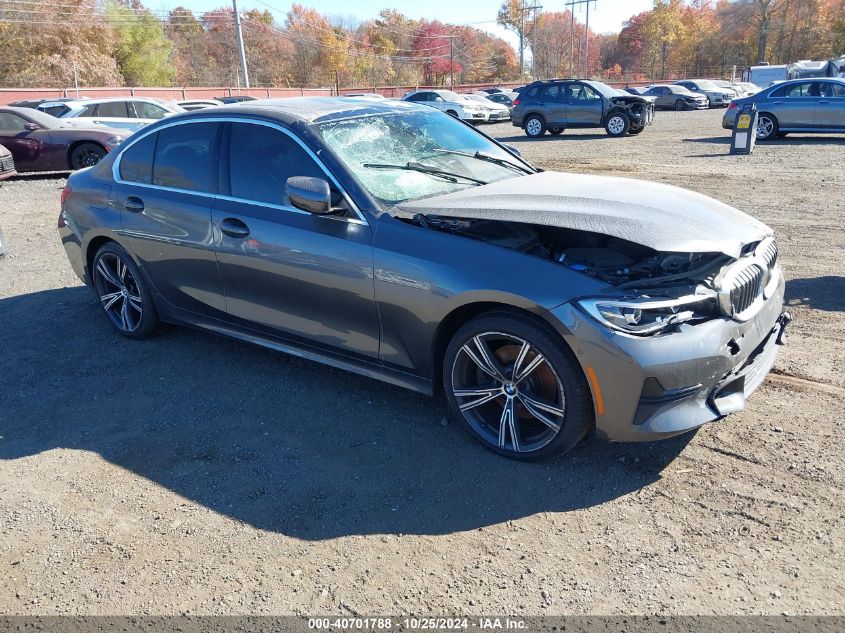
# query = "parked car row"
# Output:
<box><xmin>0</xmin><ymin>106</ymin><xmax>130</xmax><ymax>173</ymax></box>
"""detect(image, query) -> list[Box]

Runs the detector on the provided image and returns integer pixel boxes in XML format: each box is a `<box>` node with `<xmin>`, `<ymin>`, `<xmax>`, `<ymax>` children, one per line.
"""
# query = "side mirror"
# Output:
<box><xmin>502</xmin><ymin>144</ymin><xmax>522</xmax><ymax>158</ymax></box>
<box><xmin>24</xmin><ymin>123</ymin><xmax>40</xmax><ymax>131</ymax></box>
<box><xmin>286</xmin><ymin>176</ymin><xmax>333</xmax><ymax>215</ymax></box>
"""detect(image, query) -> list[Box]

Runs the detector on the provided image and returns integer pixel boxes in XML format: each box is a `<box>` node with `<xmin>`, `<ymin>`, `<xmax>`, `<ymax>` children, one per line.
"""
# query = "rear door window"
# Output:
<box><xmin>543</xmin><ymin>84</ymin><xmax>564</xmax><ymax>100</ymax></box>
<box><xmin>152</xmin><ymin>122</ymin><xmax>220</xmax><ymax>193</ymax></box>
<box><xmin>96</xmin><ymin>101</ymin><xmax>129</xmax><ymax>117</ymax></box>
<box><xmin>227</xmin><ymin>122</ymin><xmax>324</xmax><ymax>207</ymax></box>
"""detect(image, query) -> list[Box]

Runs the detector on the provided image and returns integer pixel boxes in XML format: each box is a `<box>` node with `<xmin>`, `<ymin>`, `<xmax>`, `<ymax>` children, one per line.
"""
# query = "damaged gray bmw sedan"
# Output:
<box><xmin>58</xmin><ymin>98</ymin><xmax>789</xmax><ymax>460</ymax></box>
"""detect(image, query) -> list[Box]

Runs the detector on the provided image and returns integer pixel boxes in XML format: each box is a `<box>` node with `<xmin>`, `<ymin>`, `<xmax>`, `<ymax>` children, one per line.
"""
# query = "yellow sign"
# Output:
<box><xmin>737</xmin><ymin>114</ymin><xmax>751</xmax><ymax>130</ymax></box>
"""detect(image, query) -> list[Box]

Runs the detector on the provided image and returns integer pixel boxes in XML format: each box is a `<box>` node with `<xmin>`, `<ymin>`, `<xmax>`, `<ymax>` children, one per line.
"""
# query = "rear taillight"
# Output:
<box><xmin>513</xmin><ymin>98</ymin><xmax>520</xmax><ymax>106</ymax></box>
<box><xmin>59</xmin><ymin>186</ymin><xmax>71</xmax><ymax>227</ymax></box>
<box><xmin>727</xmin><ymin>102</ymin><xmax>737</xmax><ymax>111</ymax></box>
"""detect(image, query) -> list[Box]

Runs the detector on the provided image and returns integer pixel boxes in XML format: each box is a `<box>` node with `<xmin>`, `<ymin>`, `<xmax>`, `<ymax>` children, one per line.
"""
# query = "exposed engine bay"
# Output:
<box><xmin>412</xmin><ymin>215</ymin><xmax>728</xmax><ymax>288</ymax></box>
<box><xmin>608</xmin><ymin>95</ymin><xmax>653</xmax><ymax>128</ymax></box>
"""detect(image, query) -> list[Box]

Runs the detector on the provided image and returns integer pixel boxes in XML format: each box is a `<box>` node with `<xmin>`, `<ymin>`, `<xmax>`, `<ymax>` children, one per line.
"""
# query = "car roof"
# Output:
<box><xmin>62</xmin><ymin>96</ymin><xmax>167</xmax><ymax>105</ymax></box>
<box><xmin>163</xmin><ymin>97</ymin><xmax>428</xmax><ymax>125</ymax></box>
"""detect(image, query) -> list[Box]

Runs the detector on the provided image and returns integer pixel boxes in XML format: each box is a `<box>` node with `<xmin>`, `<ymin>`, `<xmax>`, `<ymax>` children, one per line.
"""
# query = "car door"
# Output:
<box><xmin>644</xmin><ymin>87</ymin><xmax>665</xmax><ymax>108</ymax></box>
<box><xmin>86</xmin><ymin>101</ymin><xmax>144</xmax><ymax>132</ymax></box>
<box><xmin>539</xmin><ymin>84</ymin><xmax>567</xmax><ymax>126</ymax></box>
<box><xmin>0</xmin><ymin>111</ymin><xmax>45</xmax><ymax>170</ymax></box>
<box><xmin>565</xmin><ymin>83</ymin><xmax>604</xmax><ymax>126</ymax></box>
<box><xmin>766</xmin><ymin>82</ymin><xmax>815</xmax><ymax>129</ymax></box>
<box><xmin>113</xmin><ymin>120</ymin><xmax>227</xmax><ymax>316</ymax></box>
<box><xmin>211</xmin><ymin>120</ymin><xmax>380</xmax><ymax>359</ymax></box>
<box><xmin>814</xmin><ymin>82</ymin><xmax>845</xmax><ymax>129</ymax></box>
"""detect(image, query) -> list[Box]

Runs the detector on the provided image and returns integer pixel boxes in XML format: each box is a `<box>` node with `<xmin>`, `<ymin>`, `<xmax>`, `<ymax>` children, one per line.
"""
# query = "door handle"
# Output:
<box><xmin>124</xmin><ymin>196</ymin><xmax>144</xmax><ymax>212</ymax></box>
<box><xmin>818</xmin><ymin>100</ymin><xmax>829</xmax><ymax>104</ymax></box>
<box><xmin>220</xmin><ymin>217</ymin><xmax>250</xmax><ymax>238</ymax></box>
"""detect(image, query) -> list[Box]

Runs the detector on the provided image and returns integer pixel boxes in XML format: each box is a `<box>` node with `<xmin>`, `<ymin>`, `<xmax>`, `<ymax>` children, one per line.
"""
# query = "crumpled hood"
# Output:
<box><xmin>395</xmin><ymin>171</ymin><xmax>771</xmax><ymax>258</ymax></box>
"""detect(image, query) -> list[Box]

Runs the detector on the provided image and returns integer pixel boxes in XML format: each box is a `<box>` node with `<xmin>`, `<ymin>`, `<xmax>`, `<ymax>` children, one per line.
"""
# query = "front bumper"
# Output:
<box><xmin>0</xmin><ymin>153</ymin><xmax>16</xmax><ymax>181</ymax></box>
<box><xmin>487</xmin><ymin>111</ymin><xmax>511</xmax><ymax>122</ymax></box>
<box><xmin>548</xmin><ymin>272</ymin><xmax>786</xmax><ymax>442</ymax></box>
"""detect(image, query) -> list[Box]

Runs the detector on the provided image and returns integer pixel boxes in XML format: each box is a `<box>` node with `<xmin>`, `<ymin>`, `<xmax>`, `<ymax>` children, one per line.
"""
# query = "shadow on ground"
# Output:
<box><xmin>785</xmin><ymin>276</ymin><xmax>845</xmax><ymax>312</ymax></box>
<box><xmin>0</xmin><ymin>287</ymin><xmax>693</xmax><ymax>539</ymax></box>
<box><xmin>685</xmin><ymin>135</ymin><xmax>845</xmax><ymax>146</ymax></box>
<box><xmin>496</xmin><ymin>133</ymin><xmax>615</xmax><ymax>143</ymax></box>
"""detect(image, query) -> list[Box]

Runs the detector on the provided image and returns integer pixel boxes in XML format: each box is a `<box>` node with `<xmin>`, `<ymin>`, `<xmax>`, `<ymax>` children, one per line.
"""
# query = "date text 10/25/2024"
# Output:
<box><xmin>307</xmin><ymin>618</ymin><xmax>527</xmax><ymax>630</ymax></box>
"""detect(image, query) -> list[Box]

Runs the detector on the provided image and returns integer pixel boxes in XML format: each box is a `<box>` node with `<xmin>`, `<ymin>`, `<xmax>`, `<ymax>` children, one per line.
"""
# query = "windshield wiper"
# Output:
<box><xmin>432</xmin><ymin>149</ymin><xmax>533</xmax><ymax>175</ymax></box>
<box><xmin>362</xmin><ymin>162</ymin><xmax>488</xmax><ymax>186</ymax></box>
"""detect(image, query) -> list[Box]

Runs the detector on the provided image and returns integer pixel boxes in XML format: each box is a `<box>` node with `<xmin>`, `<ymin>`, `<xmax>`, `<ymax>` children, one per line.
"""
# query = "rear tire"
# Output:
<box><xmin>70</xmin><ymin>143</ymin><xmax>106</xmax><ymax>170</ymax></box>
<box><xmin>443</xmin><ymin>312</ymin><xmax>593</xmax><ymax>461</ymax></box>
<box><xmin>91</xmin><ymin>242</ymin><xmax>159</xmax><ymax>339</ymax></box>
<box><xmin>524</xmin><ymin>115</ymin><xmax>546</xmax><ymax>138</ymax></box>
<box><xmin>605</xmin><ymin>112</ymin><xmax>630</xmax><ymax>137</ymax></box>
<box><xmin>756</xmin><ymin>113</ymin><xmax>779</xmax><ymax>140</ymax></box>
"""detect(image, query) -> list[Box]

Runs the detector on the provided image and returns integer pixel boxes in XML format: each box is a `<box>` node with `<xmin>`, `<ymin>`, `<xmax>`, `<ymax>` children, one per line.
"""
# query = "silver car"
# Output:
<box><xmin>642</xmin><ymin>85</ymin><xmax>709</xmax><ymax>110</ymax></box>
<box><xmin>674</xmin><ymin>79</ymin><xmax>736</xmax><ymax>107</ymax></box>
<box><xmin>722</xmin><ymin>78</ymin><xmax>845</xmax><ymax>140</ymax></box>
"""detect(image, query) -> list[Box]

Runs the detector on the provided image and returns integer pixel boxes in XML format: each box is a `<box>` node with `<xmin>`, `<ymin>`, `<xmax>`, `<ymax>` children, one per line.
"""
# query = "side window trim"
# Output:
<box><xmin>112</xmin><ymin>116</ymin><xmax>367</xmax><ymax>226</ymax></box>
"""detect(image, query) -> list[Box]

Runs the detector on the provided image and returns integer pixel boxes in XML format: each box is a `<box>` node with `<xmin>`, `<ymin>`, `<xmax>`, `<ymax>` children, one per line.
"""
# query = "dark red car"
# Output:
<box><xmin>0</xmin><ymin>106</ymin><xmax>130</xmax><ymax>172</ymax></box>
<box><xmin>0</xmin><ymin>142</ymin><xmax>16</xmax><ymax>180</ymax></box>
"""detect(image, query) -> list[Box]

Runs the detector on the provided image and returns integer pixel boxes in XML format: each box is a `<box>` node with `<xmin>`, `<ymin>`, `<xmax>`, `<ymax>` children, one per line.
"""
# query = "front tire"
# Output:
<box><xmin>549</xmin><ymin>127</ymin><xmax>565</xmax><ymax>136</ymax></box>
<box><xmin>443</xmin><ymin>312</ymin><xmax>593</xmax><ymax>461</ymax></box>
<box><xmin>629</xmin><ymin>126</ymin><xmax>645</xmax><ymax>135</ymax></box>
<box><xmin>605</xmin><ymin>112</ymin><xmax>630</xmax><ymax>137</ymax></box>
<box><xmin>92</xmin><ymin>243</ymin><xmax>159</xmax><ymax>339</ymax></box>
<box><xmin>70</xmin><ymin>143</ymin><xmax>106</xmax><ymax>170</ymax></box>
<box><xmin>674</xmin><ymin>99</ymin><xmax>685</xmax><ymax>111</ymax></box>
<box><xmin>524</xmin><ymin>115</ymin><xmax>546</xmax><ymax>138</ymax></box>
<box><xmin>756</xmin><ymin>113</ymin><xmax>779</xmax><ymax>140</ymax></box>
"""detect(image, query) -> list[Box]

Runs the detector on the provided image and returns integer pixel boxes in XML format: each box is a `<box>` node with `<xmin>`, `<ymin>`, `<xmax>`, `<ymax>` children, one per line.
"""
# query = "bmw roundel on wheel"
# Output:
<box><xmin>58</xmin><ymin>97</ymin><xmax>787</xmax><ymax>460</ymax></box>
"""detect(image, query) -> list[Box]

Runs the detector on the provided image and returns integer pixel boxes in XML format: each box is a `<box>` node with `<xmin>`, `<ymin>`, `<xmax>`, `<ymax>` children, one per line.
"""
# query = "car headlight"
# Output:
<box><xmin>106</xmin><ymin>136</ymin><xmax>123</xmax><ymax>147</ymax></box>
<box><xmin>577</xmin><ymin>294</ymin><xmax>716</xmax><ymax>336</ymax></box>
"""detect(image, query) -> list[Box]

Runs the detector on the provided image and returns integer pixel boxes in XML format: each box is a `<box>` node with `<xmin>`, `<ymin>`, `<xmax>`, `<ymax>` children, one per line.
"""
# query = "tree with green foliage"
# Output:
<box><xmin>106</xmin><ymin>0</ymin><xmax>175</xmax><ymax>86</ymax></box>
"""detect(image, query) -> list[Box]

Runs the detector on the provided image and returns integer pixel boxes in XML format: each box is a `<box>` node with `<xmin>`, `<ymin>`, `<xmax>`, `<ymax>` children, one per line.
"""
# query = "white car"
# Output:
<box><xmin>401</xmin><ymin>89</ymin><xmax>489</xmax><ymax>123</ymax></box>
<box><xmin>46</xmin><ymin>97</ymin><xmax>185</xmax><ymax>132</ymax></box>
<box><xmin>462</xmin><ymin>94</ymin><xmax>510</xmax><ymax>122</ymax></box>
<box><xmin>176</xmin><ymin>99</ymin><xmax>224</xmax><ymax>111</ymax></box>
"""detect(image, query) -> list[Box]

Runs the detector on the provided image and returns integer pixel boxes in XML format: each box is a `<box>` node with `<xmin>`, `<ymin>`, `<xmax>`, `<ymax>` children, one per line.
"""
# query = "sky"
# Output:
<box><xmin>153</xmin><ymin>0</ymin><xmax>656</xmax><ymax>48</ymax></box>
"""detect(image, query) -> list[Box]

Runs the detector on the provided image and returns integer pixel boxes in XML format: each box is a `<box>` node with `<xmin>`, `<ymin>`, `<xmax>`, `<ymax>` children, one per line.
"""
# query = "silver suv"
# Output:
<box><xmin>511</xmin><ymin>79</ymin><xmax>654</xmax><ymax>138</ymax></box>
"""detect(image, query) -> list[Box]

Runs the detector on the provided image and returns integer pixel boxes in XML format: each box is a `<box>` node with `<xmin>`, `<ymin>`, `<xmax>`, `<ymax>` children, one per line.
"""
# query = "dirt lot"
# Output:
<box><xmin>0</xmin><ymin>109</ymin><xmax>843</xmax><ymax>616</ymax></box>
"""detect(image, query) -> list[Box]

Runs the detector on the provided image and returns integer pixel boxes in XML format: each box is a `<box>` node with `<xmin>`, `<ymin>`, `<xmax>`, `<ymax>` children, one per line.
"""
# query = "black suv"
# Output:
<box><xmin>512</xmin><ymin>79</ymin><xmax>655</xmax><ymax>138</ymax></box>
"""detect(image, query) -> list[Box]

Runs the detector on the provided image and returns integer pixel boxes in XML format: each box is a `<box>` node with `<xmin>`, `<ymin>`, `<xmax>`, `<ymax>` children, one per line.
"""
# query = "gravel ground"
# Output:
<box><xmin>0</xmin><ymin>109</ymin><xmax>843</xmax><ymax>616</ymax></box>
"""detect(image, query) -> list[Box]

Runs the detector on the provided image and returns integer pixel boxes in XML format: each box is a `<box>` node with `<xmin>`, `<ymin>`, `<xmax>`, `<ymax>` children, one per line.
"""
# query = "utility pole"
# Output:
<box><xmin>450</xmin><ymin>36</ymin><xmax>454</xmax><ymax>87</ymax></box>
<box><xmin>232</xmin><ymin>0</ymin><xmax>250</xmax><ymax>90</ymax></box>
<box><xmin>519</xmin><ymin>3</ymin><xmax>525</xmax><ymax>80</ymax></box>
<box><xmin>584</xmin><ymin>0</ymin><xmax>591</xmax><ymax>79</ymax></box>
<box><xmin>565</xmin><ymin>0</ymin><xmax>593</xmax><ymax>79</ymax></box>
<box><xmin>529</xmin><ymin>3</ymin><xmax>542</xmax><ymax>80</ymax></box>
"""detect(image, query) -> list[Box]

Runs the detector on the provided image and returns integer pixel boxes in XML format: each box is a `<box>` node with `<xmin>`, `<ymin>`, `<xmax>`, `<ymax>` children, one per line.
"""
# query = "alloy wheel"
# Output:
<box><xmin>93</xmin><ymin>252</ymin><xmax>143</xmax><ymax>333</ymax></box>
<box><xmin>757</xmin><ymin>116</ymin><xmax>774</xmax><ymax>139</ymax></box>
<box><xmin>451</xmin><ymin>331</ymin><xmax>566</xmax><ymax>453</ymax></box>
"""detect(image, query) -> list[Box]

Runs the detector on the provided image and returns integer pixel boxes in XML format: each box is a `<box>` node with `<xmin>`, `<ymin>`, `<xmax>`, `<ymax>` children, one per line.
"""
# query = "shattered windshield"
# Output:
<box><xmin>315</xmin><ymin>109</ymin><xmax>527</xmax><ymax>205</ymax></box>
